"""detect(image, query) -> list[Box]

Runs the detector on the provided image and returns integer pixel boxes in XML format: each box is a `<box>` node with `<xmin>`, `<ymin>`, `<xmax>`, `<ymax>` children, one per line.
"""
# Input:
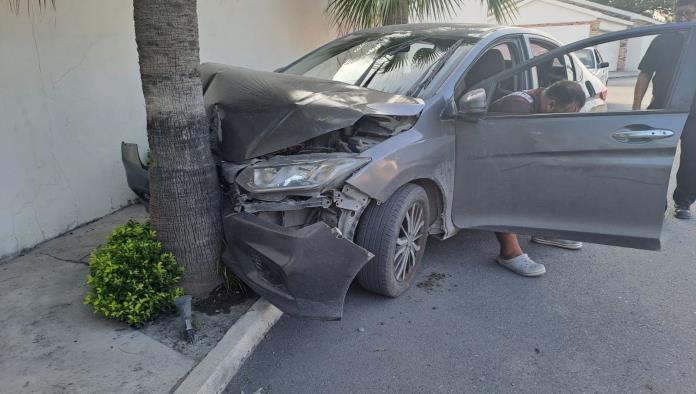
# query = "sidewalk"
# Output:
<box><xmin>0</xmin><ymin>205</ymin><xmax>270</xmax><ymax>394</ymax></box>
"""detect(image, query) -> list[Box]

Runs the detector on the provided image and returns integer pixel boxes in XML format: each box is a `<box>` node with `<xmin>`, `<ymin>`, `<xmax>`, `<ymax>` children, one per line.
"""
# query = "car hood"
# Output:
<box><xmin>199</xmin><ymin>63</ymin><xmax>425</xmax><ymax>162</ymax></box>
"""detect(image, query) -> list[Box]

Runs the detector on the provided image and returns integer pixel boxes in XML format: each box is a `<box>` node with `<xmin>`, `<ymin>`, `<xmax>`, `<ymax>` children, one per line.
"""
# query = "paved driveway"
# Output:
<box><xmin>226</xmin><ymin>77</ymin><xmax>696</xmax><ymax>393</ymax></box>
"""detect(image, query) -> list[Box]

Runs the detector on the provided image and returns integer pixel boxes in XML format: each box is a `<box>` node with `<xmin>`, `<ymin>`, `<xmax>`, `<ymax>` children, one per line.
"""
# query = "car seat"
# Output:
<box><xmin>464</xmin><ymin>49</ymin><xmax>511</xmax><ymax>101</ymax></box>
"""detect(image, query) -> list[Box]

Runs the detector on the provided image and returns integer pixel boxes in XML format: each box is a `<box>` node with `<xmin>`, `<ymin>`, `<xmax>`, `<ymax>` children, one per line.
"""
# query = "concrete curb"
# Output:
<box><xmin>173</xmin><ymin>299</ymin><xmax>283</xmax><ymax>394</ymax></box>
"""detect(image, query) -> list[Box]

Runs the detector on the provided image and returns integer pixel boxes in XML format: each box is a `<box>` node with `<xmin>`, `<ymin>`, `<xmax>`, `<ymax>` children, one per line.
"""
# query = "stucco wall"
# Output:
<box><xmin>0</xmin><ymin>0</ymin><xmax>335</xmax><ymax>259</ymax></box>
<box><xmin>198</xmin><ymin>0</ymin><xmax>334</xmax><ymax>70</ymax></box>
<box><xmin>512</xmin><ymin>0</ymin><xmax>595</xmax><ymax>25</ymax></box>
<box><xmin>0</xmin><ymin>1</ymin><xmax>147</xmax><ymax>259</ymax></box>
<box><xmin>528</xmin><ymin>24</ymin><xmax>591</xmax><ymax>45</ymax></box>
<box><xmin>624</xmin><ymin>35</ymin><xmax>655</xmax><ymax>72</ymax></box>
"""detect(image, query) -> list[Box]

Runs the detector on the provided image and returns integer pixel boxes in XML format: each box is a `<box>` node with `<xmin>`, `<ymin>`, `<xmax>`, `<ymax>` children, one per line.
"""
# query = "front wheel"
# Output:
<box><xmin>355</xmin><ymin>184</ymin><xmax>430</xmax><ymax>297</ymax></box>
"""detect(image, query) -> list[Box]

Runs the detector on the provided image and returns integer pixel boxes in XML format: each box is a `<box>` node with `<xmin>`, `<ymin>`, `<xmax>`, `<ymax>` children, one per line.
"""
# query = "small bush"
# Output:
<box><xmin>84</xmin><ymin>220</ymin><xmax>184</xmax><ymax>326</ymax></box>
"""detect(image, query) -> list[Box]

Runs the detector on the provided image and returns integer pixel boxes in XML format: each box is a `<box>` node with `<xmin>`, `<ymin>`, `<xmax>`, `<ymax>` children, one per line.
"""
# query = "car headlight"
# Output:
<box><xmin>236</xmin><ymin>154</ymin><xmax>370</xmax><ymax>193</ymax></box>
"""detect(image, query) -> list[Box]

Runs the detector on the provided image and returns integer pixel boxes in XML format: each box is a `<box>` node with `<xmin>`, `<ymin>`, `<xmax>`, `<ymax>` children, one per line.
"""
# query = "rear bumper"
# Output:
<box><xmin>221</xmin><ymin>212</ymin><xmax>373</xmax><ymax>320</ymax></box>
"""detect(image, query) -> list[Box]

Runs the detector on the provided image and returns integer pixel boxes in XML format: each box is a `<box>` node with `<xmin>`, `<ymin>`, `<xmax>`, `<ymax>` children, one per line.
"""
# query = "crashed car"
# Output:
<box><xmin>123</xmin><ymin>23</ymin><xmax>696</xmax><ymax>320</ymax></box>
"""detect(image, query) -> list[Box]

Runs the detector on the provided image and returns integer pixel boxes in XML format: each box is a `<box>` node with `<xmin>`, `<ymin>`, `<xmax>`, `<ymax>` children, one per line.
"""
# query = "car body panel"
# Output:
<box><xmin>453</xmin><ymin>112</ymin><xmax>688</xmax><ymax>249</ymax></box>
<box><xmin>221</xmin><ymin>212</ymin><xmax>373</xmax><ymax>320</ymax></box>
<box><xmin>121</xmin><ymin>142</ymin><xmax>149</xmax><ymax>209</ymax></box>
<box><xmin>199</xmin><ymin>63</ymin><xmax>424</xmax><ymax>162</ymax></box>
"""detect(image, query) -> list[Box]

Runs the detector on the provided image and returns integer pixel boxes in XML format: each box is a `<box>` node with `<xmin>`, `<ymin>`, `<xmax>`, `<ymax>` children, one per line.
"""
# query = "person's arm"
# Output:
<box><xmin>633</xmin><ymin>71</ymin><xmax>652</xmax><ymax>110</ymax></box>
<box><xmin>633</xmin><ymin>35</ymin><xmax>663</xmax><ymax>110</ymax></box>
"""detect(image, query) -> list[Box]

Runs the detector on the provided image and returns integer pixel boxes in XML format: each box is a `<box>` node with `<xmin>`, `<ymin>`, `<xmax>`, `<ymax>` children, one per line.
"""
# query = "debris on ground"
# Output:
<box><xmin>416</xmin><ymin>272</ymin><xmax>451</xmax><ymax>290</ymax></box>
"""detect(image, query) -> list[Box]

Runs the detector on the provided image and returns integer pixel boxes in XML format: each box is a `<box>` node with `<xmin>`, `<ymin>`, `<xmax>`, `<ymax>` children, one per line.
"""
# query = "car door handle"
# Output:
<box><xmin>611</xmin><ymin>128</ymin><xmax>674</xmax><ymax>143</ymax></box>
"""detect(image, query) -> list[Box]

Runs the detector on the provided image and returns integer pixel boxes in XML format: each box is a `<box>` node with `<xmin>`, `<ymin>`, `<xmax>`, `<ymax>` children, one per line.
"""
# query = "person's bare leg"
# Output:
<box><xmin>494</xmin><ymin>232</ymin><xmax>546</xmax><ymax>276</ymax></box>
<box><xmin>495</xmin><ymin>232</ymin><xmax>524</xmax><ymax>259</ymax></box>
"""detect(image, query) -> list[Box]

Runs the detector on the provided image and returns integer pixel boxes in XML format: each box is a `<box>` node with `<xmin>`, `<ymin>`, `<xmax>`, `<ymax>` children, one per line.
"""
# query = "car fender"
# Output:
<box><xmin>346</xmin><ymin>128</ymin><xmax>457</xmax><ymax>238</ymax></box>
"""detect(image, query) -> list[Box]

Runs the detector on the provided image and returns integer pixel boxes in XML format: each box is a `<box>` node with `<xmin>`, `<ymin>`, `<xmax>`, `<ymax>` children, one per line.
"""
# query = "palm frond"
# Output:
<box><xmin>412</xmin><ymin>46</ymin><xmax>445</xmax><ymax>66</ymax></box>
<box><xmin>327</xmin><ymin>0</ymin><xmax>519</xmax><ymax>33</ymax></box>
<box><xmin>484</xmin><ymin>0</ymin><xmax>518</xmax><ymax>24</ymax></box>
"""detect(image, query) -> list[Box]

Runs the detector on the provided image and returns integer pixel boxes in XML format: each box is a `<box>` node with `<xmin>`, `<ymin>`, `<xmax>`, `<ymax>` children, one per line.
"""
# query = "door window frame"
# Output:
<box><xmin>525</xmin><ymin>35</ymin><xmax>579</xmax><ymax>88</ymax></box>
<box><xmin>462</xmin><ymin>23</ymin><xmax>696</xmax><ymax>120</ymax></box>
<box><xmin>454</xmin><ymin>34</ymin><xmax>531</xmax><ymax>99</ymax></box>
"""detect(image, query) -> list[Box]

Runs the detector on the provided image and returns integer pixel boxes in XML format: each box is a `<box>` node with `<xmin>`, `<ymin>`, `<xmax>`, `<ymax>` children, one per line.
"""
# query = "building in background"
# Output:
<box><xmin>496</xmin><ymin>0</ymin><xmax>661</xmax><ymax>71</ymax></box>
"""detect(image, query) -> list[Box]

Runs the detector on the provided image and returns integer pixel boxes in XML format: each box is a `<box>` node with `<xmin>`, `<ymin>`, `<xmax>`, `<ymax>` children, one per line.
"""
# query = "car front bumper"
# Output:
<box><xmin>221</xmin><ymin>212</ymin><xmax>374</xmax><ymax>320</ymax></box>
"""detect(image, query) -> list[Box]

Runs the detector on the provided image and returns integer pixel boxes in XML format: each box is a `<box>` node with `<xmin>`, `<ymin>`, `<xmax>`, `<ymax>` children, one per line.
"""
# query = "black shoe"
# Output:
<box><xmin>675</xmin><ymin>206</ymin><xmax>692</xmax><ymax>220</ymax></box>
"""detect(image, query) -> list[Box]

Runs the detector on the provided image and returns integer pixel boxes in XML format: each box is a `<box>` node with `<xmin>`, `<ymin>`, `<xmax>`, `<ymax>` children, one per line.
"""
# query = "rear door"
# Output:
<box><xmin>452</xmin><ymin>24</ymin><xmax>696</xmax><ymax>249</ymax></box>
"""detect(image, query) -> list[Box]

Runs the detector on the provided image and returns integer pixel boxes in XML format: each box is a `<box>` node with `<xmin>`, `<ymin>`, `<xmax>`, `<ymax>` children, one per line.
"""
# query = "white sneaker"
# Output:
<box><xmin>531</xmin><ymin>236</ymin><xmax>583</xmax><ymax>250</ymax></box>
<box><xmin>496</xmin><ymin>254</ymin><xmax>546</xmax><ymax>277</ymax></box>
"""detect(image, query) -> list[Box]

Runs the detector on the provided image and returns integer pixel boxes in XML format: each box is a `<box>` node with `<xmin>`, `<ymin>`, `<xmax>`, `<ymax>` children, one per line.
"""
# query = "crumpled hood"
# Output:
<box><xmin>199</xmin><ymin>63</ymin><xmax>425</xmax><ymax>162</ymax></box>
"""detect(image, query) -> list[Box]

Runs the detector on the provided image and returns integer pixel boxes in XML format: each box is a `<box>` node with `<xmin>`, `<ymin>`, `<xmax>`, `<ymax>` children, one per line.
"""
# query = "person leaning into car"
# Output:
<box><xmin>633</xmin><ymin>0</ymin><xmax>696</xmax><ymax>219</ymax></box>
<box><xmin>488</xmin><ymin>80</ymin><xmax>587</xmax><ymax>277</ymax></box>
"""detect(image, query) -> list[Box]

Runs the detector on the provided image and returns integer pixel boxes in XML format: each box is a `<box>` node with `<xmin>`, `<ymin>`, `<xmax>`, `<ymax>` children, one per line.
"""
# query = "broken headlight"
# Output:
<box><xmin>237</xmin><ymin>153</ymin><xmax>370</xmax><ymax>193</ymax></box>
<box><xmin>236</xmin><ymin>154</ymin><xmax>370</xmax><ymax>193</ymax></box>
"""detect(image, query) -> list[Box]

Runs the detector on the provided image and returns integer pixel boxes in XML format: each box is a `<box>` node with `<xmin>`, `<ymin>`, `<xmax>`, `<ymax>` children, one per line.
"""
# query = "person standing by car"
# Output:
<box><xmin>633</xmin><ymin>0</ymin><xmax>696</xmax><ymax>219</ymax></box>
<box><xmin>488</xmin><ymin>80</ymin><xmax>586</xmax><ymax>276</ymax></box>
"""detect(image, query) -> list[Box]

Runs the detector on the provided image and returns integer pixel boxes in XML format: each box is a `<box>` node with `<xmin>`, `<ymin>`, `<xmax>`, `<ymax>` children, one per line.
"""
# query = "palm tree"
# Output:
<box><xmin>327</xmin><ymin>0</ymin><xmax>519</xmax><ymax>32</ymax></box>
<box><xmin>132</xmin><ymin>0</ymin><xmax>223</xmax><ymax>298</ymax></box>
<box><xmin>11</xmin><ymin>0</ymin><xmax>223</xmax><ymax>297</ymax></box>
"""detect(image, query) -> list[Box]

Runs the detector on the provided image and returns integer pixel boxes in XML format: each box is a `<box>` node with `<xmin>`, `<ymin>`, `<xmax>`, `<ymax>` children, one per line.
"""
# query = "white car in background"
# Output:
<box><xmin>573</xmin><ymin>52</ymin><xmax>609</xmax><ymax>112</ymax></box>
<box><xmin>574</xmin><ymin>47</ymin><xmax>610</xmax><ymax>86</ymax></box>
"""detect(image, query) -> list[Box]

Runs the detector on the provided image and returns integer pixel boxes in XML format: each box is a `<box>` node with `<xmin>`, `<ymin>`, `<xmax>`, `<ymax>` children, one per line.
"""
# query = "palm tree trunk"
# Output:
<box><xmin>383</xmin><ymin>0</ymin><xmax>409</xmax><ymax>25</ymax></box>
<box><xmin>133</xmin><ymin>0</ymin><xmax>222</xmax><ymax>297</ymax></box>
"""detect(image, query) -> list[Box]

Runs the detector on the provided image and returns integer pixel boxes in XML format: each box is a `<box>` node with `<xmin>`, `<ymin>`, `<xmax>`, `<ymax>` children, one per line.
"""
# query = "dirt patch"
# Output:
<box><xmin>416</xmin><ymin>272</ymin><xmax>451</xmax><ymax>290</ymax></box>
<box><xmin>194</xmin><ymin>284</ymin><xmax>255</xmax><ymax>315</ymax></box>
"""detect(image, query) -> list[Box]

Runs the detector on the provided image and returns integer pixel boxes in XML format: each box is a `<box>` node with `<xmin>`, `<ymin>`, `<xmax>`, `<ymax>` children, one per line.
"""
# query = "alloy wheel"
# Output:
<box><xmin>394</xmin><ymin>201</ymin><xmax>426</xmax><ymax>282</ymax></box>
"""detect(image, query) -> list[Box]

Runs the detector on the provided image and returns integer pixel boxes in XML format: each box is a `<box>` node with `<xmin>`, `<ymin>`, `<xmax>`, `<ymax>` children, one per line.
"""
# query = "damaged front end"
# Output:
<box><xmin>219</xmin><ymin>154</ymin><xmax>377</xmax><ymax>320</ymax></box>
<box><xmin>122</xmin><ymin>64</ymin><xmax>424</xmax><ymax>319</ymax></box>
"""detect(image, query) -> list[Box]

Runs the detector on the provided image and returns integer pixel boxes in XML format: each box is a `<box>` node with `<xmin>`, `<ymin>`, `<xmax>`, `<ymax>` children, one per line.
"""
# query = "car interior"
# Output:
<box><xmin>460</xmin><ymin>38</ymin><xmax>579</xmax><ymax>107</ymax></box>
<box><xmin>463</xmin><ymin>43</ymin><xmax>521</xmax><ymax>102</ymax></box>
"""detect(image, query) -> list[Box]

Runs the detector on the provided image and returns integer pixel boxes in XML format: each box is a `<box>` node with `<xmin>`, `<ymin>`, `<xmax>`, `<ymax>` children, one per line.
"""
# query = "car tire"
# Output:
<box><xmin>355</xmin><ymin>183</ymin><xmax>430</xmax><ymax>298</ymax></box>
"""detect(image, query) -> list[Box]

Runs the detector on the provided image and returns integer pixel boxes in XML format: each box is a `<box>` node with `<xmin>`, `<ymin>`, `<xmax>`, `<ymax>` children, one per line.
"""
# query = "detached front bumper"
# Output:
<box><xmin>222</xmin><ymin>212</ymin><xmax>373</xmax><ymax>320</ymax></box>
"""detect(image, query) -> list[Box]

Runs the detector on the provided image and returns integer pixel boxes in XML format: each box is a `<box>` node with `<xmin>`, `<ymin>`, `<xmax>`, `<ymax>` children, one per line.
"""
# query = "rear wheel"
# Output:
<box><xmin>355</xmin><ymin>184</ymin><xmax>430</xmax><ymax>297</ymax></box>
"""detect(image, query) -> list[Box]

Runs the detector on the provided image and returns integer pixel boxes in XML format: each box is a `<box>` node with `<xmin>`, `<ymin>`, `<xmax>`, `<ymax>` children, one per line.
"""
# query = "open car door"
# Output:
<box><xmin>452</xmin><ymin>23</ymin><xmax>696</xmax><ymax>250</ymax></box>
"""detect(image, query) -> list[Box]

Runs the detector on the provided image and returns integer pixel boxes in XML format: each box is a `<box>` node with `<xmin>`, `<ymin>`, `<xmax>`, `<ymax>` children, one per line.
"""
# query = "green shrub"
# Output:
<box><xmin>84</xmin><ymin>220</ymin><xmax>184</xmax><ymax>326</ymax></box>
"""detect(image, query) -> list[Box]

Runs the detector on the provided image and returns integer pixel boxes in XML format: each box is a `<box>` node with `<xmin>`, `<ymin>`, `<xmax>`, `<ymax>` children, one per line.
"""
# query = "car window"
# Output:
<box><xmin>595</xmin><ymin>49</ymin><xmax>604</xmax><ymax>64</ymax></box>
<box><xmin>283</xmin><ymin>33</ymin><xmax>477</xmax><ymax>96</ymax></box>
<box><xmin>460</xmin><ymin>39</ymin><xmax>526</xmax><ymax>101</ymax></box>
<box><xmin>529</xmin><ymin>39</ymin><xmax>576</xmax><ymax>87</ymax></box>
<box><xmin>574</xmin><ymin>48</ymin><xmax>597</xmax><ymax>69</ymax></box>
<box><xmin>483</xmin><ymin>31</ymin><xmax>689</xmax><ymax>115</ymax></box>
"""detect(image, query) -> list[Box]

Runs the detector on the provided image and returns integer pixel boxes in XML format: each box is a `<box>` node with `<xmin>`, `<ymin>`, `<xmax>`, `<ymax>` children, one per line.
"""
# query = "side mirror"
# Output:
<box><xmin>599</xmin><ymin>62</ymin><xmax>610</xmax><ymax>69</ymax></box>
<box><xmin>458</xmin><ymin>88</ymin><xmax>488</xmax><ymax>118</ymax></box>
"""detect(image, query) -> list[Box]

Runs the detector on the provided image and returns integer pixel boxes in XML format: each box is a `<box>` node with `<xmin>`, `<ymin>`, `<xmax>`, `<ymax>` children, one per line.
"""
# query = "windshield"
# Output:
<box><xmin>574</xmin><ymin>49</ymin><xmax>596</xmax><ymax>69</ymax></box>
<box><xmin>283</xmin><ymin>33</ymin><xmax>477</xmax><ymax>96</ymax></box>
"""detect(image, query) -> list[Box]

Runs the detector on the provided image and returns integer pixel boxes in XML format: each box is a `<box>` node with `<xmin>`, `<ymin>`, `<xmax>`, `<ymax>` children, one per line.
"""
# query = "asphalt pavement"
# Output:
<box><xmin>226</xmin><ymin>77</ymin><xmax>696</xmax><ymax>394</ymax></box>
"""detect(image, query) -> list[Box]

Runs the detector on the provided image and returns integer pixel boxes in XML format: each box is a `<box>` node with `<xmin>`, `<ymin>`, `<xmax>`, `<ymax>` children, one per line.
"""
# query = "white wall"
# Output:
<box><xmin>0</xmin><ymin>0</ymin><xmax>336</xmax><ymax>259</ymax></box>
<box><xmin>511</xmin><ymin>0</ymin><xmax>595</xmax><ymax>25</ymax></box>
<box><xmin>198</xmin><ymin>0</ymin><xmax>335</xmax><ymax>70</ymax></box>
<box><xmin>0</xmin><ymin>1</ymin><xmax>148</xmax><ymax>259</ymax></box>
<box><xmin>624</xmin><ymin>35</ymin><xmax>655</xmax><ymax>71</ymax></box>
<box><xmin>529</xmin><ymin>24</ymin><xmax>591</xmax><ymax>44</ymax></box>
